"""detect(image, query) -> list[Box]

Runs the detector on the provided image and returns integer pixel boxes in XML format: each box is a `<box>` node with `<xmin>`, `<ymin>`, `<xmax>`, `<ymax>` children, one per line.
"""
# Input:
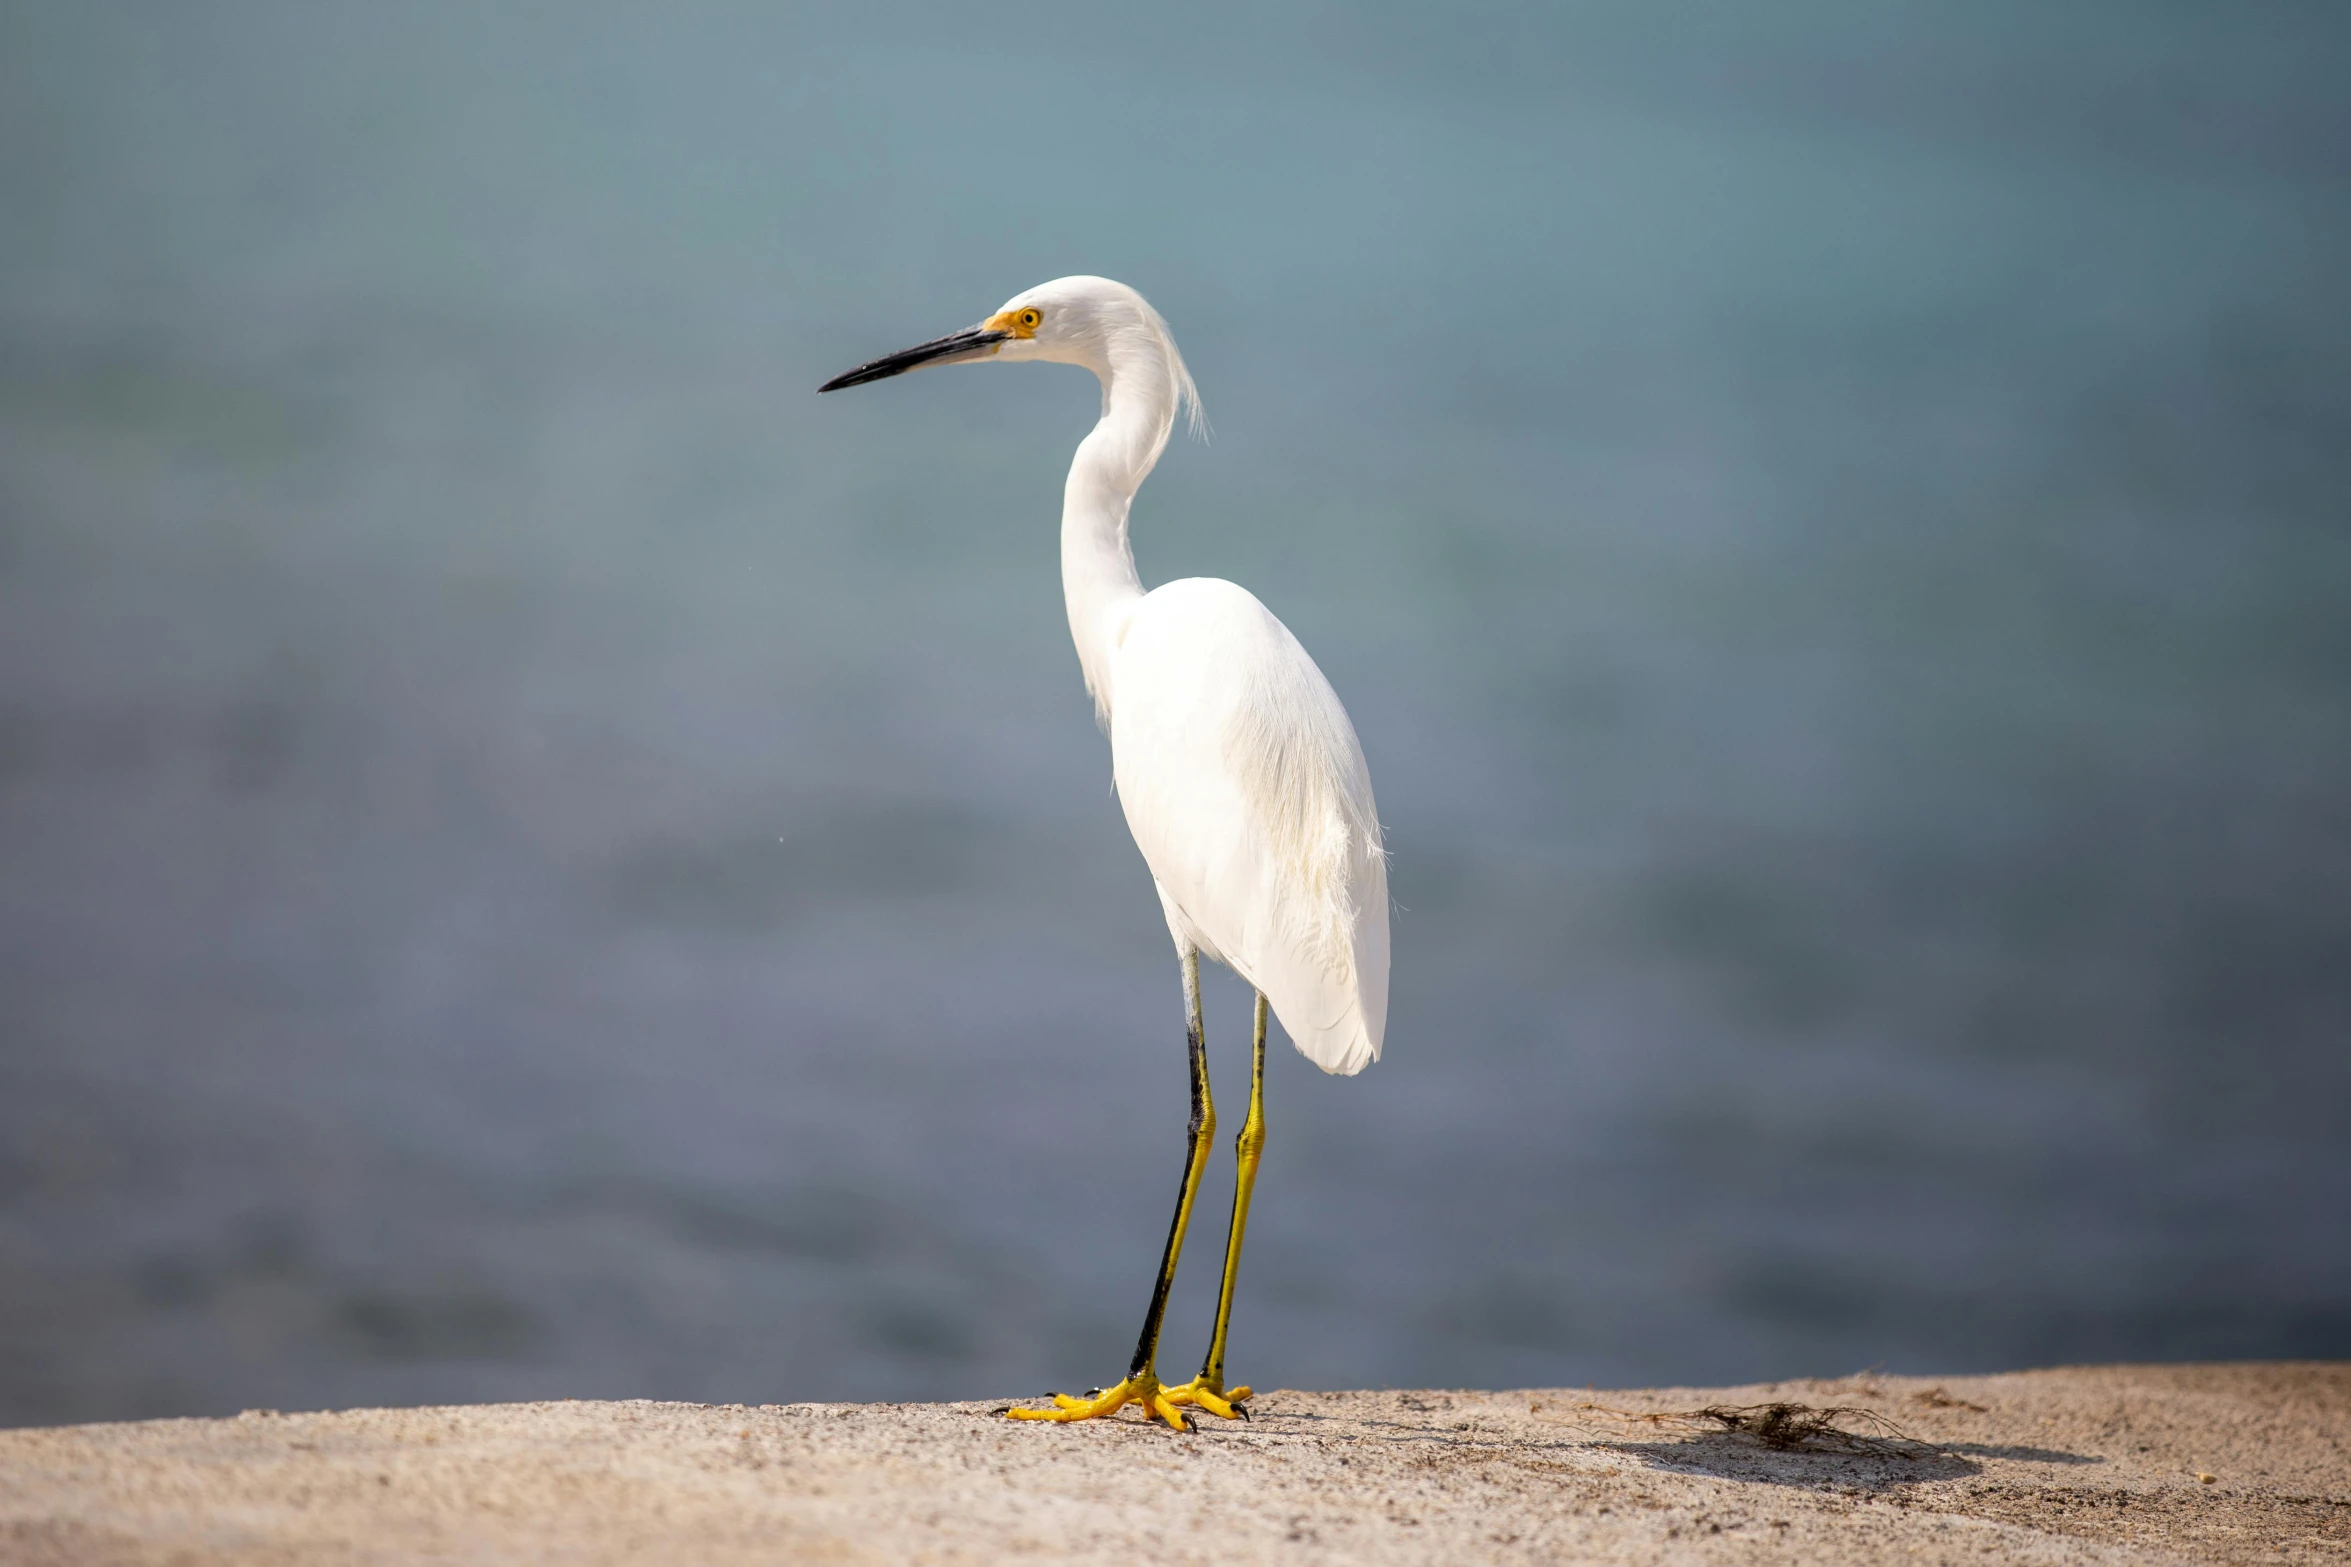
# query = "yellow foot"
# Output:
<box><xmin>1003</xmin><ymin>1373</ymin><xmax>1192</xmax><ymax>1432</ymax></box>
<box><xmin>1160</xmin><ymin>1375</ymin><xmax>1253</xmax><ymax>1421</ymax></box>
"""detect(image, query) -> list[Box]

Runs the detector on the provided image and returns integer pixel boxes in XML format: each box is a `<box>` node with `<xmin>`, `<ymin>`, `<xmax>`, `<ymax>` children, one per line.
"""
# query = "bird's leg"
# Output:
<box><xmin>1006</xmin><ymin>950</ymin><xmax>1215</xmax><ymax>1432</ymax></box>
<box><xmin>1163</xmin><ymin>990</ymin><xmax>1267</xmax><ymax>1421</ymax></box>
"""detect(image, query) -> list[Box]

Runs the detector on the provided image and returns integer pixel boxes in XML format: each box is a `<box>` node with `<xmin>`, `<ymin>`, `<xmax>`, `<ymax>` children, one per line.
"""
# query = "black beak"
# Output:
<box><xmin>818</xmin><ymin>326</ymin><xmax>1010</xmax><ymax>392</ymax></box>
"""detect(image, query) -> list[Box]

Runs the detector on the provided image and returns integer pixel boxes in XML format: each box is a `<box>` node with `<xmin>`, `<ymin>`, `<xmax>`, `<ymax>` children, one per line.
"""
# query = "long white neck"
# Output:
<box><xmin>1062</xmin><ymin>330</ymin><xmax>1183</xmax><ymax>725</ymax></box>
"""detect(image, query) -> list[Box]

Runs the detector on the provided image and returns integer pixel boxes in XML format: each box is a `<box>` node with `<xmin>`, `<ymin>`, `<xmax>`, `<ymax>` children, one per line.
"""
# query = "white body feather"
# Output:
<box><xmin>996</xmin><ymin>276</ymin><xmax>1387</xmax><ymax>1075</ymax></box>
<box><xmin>1111</xmin><ymin>579</ymin><xmax>1388</xmax><ymax>1073</ymax></box>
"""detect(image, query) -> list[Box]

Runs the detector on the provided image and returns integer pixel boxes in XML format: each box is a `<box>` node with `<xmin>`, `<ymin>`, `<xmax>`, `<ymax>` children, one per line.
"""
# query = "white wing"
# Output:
<box><xmin>1108</xmin><ymin>578</ymin><xmax>1388</xmax><ymax>1075</ymax></box>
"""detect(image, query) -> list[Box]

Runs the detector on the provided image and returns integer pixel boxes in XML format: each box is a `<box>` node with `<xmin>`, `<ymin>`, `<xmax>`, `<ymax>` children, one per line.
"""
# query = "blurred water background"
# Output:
<box><xmin>3</xmin><ymin>2</ymin><xmax>2348</xmax><ymax>1426</ymax></box>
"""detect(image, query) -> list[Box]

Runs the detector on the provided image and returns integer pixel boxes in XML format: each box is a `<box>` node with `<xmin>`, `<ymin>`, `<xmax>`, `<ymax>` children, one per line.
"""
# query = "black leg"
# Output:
<box><xmin>1128</xmin><ymin>948</ymin><xmax>1216</xmax><ymax>1379</ymax></box>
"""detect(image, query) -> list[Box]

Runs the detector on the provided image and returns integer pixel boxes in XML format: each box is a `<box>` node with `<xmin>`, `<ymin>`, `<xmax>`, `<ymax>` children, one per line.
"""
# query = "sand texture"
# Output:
<box><xmin>1</xmin><ymin>1365</ymin><xmax>2344</xmax><ymax>1564</ymax></box>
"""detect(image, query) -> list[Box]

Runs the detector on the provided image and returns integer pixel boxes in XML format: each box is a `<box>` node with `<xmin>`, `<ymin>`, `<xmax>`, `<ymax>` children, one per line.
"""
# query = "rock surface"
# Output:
<box><xmin>1</xmin><ymin>1365</ymin><xmax>2344</xmax><ymax>1564</ymax></box>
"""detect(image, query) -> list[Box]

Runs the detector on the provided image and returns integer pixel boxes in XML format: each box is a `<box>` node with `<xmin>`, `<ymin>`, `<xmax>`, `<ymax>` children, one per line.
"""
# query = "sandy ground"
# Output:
<box><xmin>0</xmin><ymin>1365</ymin><xmax>2343</xmax><ymax>1564</ymax></box>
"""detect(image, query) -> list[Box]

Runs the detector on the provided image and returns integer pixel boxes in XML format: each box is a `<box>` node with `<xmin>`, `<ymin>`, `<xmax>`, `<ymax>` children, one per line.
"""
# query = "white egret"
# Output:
<box><xmin>820</xmin><ymin>277</ymin><xmax>1387</xmax><ymax>1431</ymax></box>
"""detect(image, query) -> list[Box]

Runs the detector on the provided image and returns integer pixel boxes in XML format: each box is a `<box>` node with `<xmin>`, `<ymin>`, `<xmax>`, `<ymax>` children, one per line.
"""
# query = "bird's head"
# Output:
<box><xmin>819</xmin><ymin>276</ymin><xmax>1202</xmax><ymax>435</ymax></box>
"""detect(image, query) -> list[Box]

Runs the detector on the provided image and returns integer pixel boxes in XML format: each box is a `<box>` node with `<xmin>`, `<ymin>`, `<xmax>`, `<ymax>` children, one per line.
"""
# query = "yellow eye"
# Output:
<box><xmin>985</xmin><ymin>305</ymin><xmax>1045</xmax><ymax>338</ymax></box>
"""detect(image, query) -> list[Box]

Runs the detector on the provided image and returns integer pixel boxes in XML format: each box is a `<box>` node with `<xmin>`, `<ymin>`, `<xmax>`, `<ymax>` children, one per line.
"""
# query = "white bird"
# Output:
<box><xmin>820</xmin><ymin>276</ymin><xmax>1387</xmax><ymax>1431</ymax></box>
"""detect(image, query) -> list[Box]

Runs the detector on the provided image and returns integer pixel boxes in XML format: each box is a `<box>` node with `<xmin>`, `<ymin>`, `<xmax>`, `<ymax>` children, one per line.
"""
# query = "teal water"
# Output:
<box><xmin>2</xmin><ymin>2</ymin><xmax>2347</xmax><ymax>1423</ymax></box>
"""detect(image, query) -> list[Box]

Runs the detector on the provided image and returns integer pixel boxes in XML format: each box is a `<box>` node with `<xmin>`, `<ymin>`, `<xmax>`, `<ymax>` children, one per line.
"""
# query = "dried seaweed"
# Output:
<box><xmin>1691</xmin><ymin>1402</ymin><xmax>1914</xmax><ymax>1451</ymax></box>
<box><xmin>1572</xmin><ymin>1399</ymin><xmax>1934</xmax><ymax>1456</ymax></box>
